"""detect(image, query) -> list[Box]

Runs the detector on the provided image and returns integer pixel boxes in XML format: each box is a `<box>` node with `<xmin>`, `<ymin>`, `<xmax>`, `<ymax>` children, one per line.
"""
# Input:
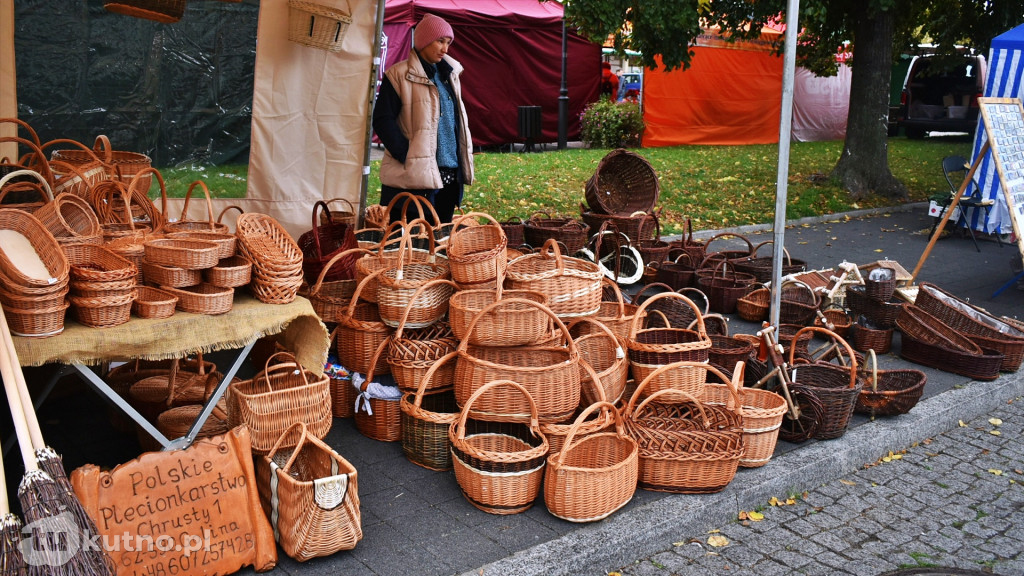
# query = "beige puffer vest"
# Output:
<box><xmin>379</xmin><ymin>51</ymin><xmax>474</xmax><ymax>190</ymax></box>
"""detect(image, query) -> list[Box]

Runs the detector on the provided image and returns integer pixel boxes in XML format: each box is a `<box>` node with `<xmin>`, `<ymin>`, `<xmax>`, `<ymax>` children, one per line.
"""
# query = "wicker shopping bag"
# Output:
<box><xmin>257</xmin><ymin>422</ymin><xmax>362</xmax><ymax>561</ymax></box>
<box><xmin>227</xmin><ymin>351</ymin><xmax>332</xmax><ymax>454</ymax></box>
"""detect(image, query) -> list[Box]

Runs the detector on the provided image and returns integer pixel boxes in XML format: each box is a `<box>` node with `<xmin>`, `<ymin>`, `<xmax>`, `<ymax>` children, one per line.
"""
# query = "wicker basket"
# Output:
<box><xmin>543</xmin><ymin>401</ymin><xmax>638</xmax><ymax>523</ymax></box>
<box><xmin>236</xmin><ymin>212</ymin><xmax>304</xmax><ymax>305</ymax></box>
<box><xmin>131</xmin><ymin>285</ymin><xmax>178</xmax><ymax>319</ymax></box>
<box><xmin>454</xmin><ymin>299</ymin><xmax>582</xmax><ymax>423</ymax></box>
<box><xmin>0</xmin><ymin>208</ymin><xmax>70</xmax><ymax>290</ymax></box>
<box><xmin>143</xmin><ymin>238</ymin><xmax>220</xmax><ymax>270</ymax></box>
<box><xmin>522</xmin><ymin>214</ymin><xmax>589</xmax><ymax>254</ymax></box>
<box><xmin>34</xmin><ymin>189</ymin><xmax>102</xmax><ymax>241</ymax></box>
<box><xmin>845</xmin><ymin>285</ymin><xmax>903</xmax><ymax>329</ymax></box>
<box><xmin>736</xmin><ymin>284</ymin><xmax>770</xmax><ymax>323</ymax></box>
<box><xmin>584</xmin><ymin>148</ymin><xmax>659</xmax><ymax>216</ymax></box>
<box><xmin>298</xmin><ymin>200</ymin><xmax>358</xmax><ymax>286</ymax></box>
<box><xmin>446</xmin><ymin>212</ymin><xmax>507</xmax><ymax>290</ymax></box>
<box><xmin>375</xmin><ymin>233</ymin><xmax>453</xmax><ymax>329</ymax></box>
<box><xmin>569</xmin><ymin>317</ymin><xmax>630</xmax><ymax>406</ymax></box>
<box><xmin>698</xmin><ymin>232</ymin><xmax>754</xmax><ymax>273</ymax></box>
<box><xmin>733</xmin><ymin>240</ymin><xmax>807</xmax><ymax>284</ymax></box>
<box><xmin>63</xmin><ymin>243</ymin><xmax>137</xmax><ymax>283</ymax></box>
<box><xmin>288</xmin><ymin>0</ymin><xmax>353</xmax><ymax>52</ymax></box>
<box><xmin>848</xmin><ymin>321</ymin><xmax>894</xmax><ymax>354</ymax></box>
<box><xmin>449</xmin><ymin>275</ymin><xmax>550</xmax><ymax>347</ymax></box>
<box><xmin>586</xmin><ymin>278</ymin><xmax>646</xmax><ymax>342</ymax></box>
<box><xmin>623</xmin><ymin>372</ymin><xmax>742</xmax><ymax>494</ymax></box>
<box><xmin>653</xmin><ymin>251</ymin><xmax>697</xmax><ymax>291</ymax></box>
<box><xmin>400</xmin><ymin>352</ymin><xmax>461</xmax><ymax>471</ymax></box>
<box><xmin>863</xmin><ymin>267</ymin><xmax>897</xmax><ymax>301</ymax></box>
<box><xmin>449</xmin><ymin>380</ymin><xmax>549</xmax><ymax>515</ymax></box>
<box><xmin>162</xmin><ymin>181</ymin><xmax>231</xmax><ymax>235</ymax></box>
<box><xmin>256</xmin><ymin>422</ymin><xmax>362</xmax><ymax>561</ymax></box>
<box><xmin>788</xmin><ymin>327</ymin><xmax>863</xmax><ymax>440</ymax></box>
<box><xmin>227</xmin><ymin>351</ymin><xmax>332</xmax><ymax>454</ymax></box>
<box><xmin>307</xmin><ymin>248</ymin><xmax>368</xmax><ymax>323</ymax></box>
<box><xmin>854</xmin><ymin>350</ymin><xmax>926</xmax><ymax>418</ymax></box>
<box><xmin>504</xmin><ymin>238</ymin><xmax>603</xmax><ymax>320</ymax></box>
<box><xmin>700</xmin><ymin>364</ymin><xmax>787</xmax><ymax>468</ymax></box>
<box><xmin>899</xmin><ymin>334</ymin><xmax>1003</xmax><ymax>381</ymax></box>
<box><xmin>895</xmin><ymin>304</ymin><xmax>981</xmax><ymax>354</ymax></box>
<box><xmin>335</xmin><ymin>270</ymin><xmax>394</xmax><ymax>376</ymax></box>
<box><xmin>626</xmin><ymin>291</ymin><xmax>712</xmax><ymax>399</ymax></box>
<box><xmin>778</xmin><ymin>280</ymin><xmax>821</xmax><ymax>326</ymax></box>
<box><xmin>161</xmin><ymin>283</ymin><xmax>234</xmax><ymax>315</ymax></box>
<box><xmin>69</xmin><ymin>289</ymin><xmax>136</xmax><ymax>328</ymax></box>
<box><xmin>387</xmin><ymin>282</ymin><xmax>459</xmax><ymax>393</ymax></box>
<box><xmin>203</xmin><ymin>254</ymin><xmax>252</xmax><ymax>289</ymax></box>
<box><xmin>914</xmin><ymin>282</ymin><xmax>1024</xmax><ymax>372</ymax></box>
<box><xmin>707</xmin><ymin>333</ymin><xmax>755</xmax><ymax>375</ymax></box>
<box><xmin>579</xmin><ymin>207</ymin><xmax>656</xmax><ymax>245</ymax></box>
<box><xmin>814</xmin><ymin>305</ymin><xmax>852</xmax><ymax>338</ymax></box>
<box><xmin>353</xmin><ymin>219</ymin><xmax>448</xmax><ymax>304</ymax></box>
<box><xmin>353</xmin><ymin>340</ymin><xmax>403</xmax><ymax>443</ymax></box>
<box><xmin>697</xmin><ymin>261</ymin><xmax>755</xmax><ymax>315</ymax></box>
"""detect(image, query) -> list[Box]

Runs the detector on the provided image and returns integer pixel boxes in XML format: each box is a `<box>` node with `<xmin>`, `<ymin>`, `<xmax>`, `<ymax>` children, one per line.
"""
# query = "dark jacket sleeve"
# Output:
<box><xmin>372</xmin><ymin>76</ymin><xmax>409</xmax><ymax>164</ymax></box>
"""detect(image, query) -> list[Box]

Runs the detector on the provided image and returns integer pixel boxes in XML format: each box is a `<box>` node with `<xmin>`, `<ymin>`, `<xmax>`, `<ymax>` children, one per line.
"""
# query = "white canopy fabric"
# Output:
<box><xmin>216</xmin><ymin>0</ymin><xmax>378</xmax><ymax>239</ymax></box>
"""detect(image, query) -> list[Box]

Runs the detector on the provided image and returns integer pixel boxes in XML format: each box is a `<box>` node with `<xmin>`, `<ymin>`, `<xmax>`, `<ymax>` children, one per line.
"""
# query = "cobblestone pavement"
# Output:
<box><xmin>612</xmin><ymin>397</ymin><xmax>1024</xmax><ymax>576</ymax></box>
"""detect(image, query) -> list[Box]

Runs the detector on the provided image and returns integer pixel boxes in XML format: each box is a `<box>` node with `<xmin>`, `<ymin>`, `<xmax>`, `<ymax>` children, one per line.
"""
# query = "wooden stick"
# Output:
<box><xmin>0</xmin><ymin>304</ymin><xmax>45</xmax><ymax>451</ymax></box>
<box><xmin>911</xmin><ymin>141</ymin><xmax>990</xmax><ymax>283</ymax></box>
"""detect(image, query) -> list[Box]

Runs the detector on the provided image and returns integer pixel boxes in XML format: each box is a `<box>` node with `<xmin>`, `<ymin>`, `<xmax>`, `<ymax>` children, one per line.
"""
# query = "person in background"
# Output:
<box><xmin>373</xmin><ymin>13</ymin><xmax>474</xmax><ymax>224</ymax></box>
<box><xmin>600</xmin><ymin>61</ymin><xmax>619</xmax><ymax>103</ymax></box>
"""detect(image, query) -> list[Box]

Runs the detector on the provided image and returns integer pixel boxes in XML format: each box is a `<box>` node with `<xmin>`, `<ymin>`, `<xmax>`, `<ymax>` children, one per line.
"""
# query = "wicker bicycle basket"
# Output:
<box><xmin>623</xmin><ymin>372</ymin><xmax>743</xmax><ymax>494</ymax></box>
<box><xmin>256</xmin><ymin>422</ymin><xmax>362</xmax><ymax>561</ymax></box>
<box><xmin>449</xmin><ymin>380</ymin><xmax>550</xmax><ymax>515</ymax></box>
<box><xmin>543</xmin><ymin>401</ymin><xmax>638</xmax><ymax>523</ymax></box>
<box><xmin>227</xmin><ymin>352</ymin><xmax>332</xmax><ymax>454</ymax></box>
<box><xmin>584</xmin><ymin>148</ymin><xmax>660</xmax><ymax>216</ymax></box>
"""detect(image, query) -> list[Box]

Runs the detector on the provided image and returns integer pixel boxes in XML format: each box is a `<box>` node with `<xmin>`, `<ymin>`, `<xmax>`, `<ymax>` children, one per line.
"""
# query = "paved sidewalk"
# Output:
<box><xmin>612</xmin><ymin>397</ymin><xmax>1024</xmax><ymax>576</ymax></box>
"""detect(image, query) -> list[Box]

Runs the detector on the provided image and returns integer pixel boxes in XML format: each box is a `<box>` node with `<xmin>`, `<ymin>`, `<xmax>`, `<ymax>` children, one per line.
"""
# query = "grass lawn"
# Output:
<box><xmin>159</xmin><ymin>134</ymin><xmax>973</xmax><ymax>236</ymax></box>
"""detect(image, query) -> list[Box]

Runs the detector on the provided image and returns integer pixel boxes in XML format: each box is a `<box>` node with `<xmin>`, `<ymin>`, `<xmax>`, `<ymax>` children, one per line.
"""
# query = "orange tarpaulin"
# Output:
<box><xmin>642</xmin><ymin>39</ymin><xmax>784</xmax><ymax>147</ymax></box>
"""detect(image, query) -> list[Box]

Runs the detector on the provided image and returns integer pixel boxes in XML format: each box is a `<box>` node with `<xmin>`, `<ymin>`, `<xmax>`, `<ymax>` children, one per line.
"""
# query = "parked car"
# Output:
<box><xmin>897</xmin><ymin>53</ymin><xmax>987</xmax><ymax>139</ymax></box>
<box><xmin>618</xmin><ymin>72</ymin><xmax>642</xmax><ymax>102</ymax></box>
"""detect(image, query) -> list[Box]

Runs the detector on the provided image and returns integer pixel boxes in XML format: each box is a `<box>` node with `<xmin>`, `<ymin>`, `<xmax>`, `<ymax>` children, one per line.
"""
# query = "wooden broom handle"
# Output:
<box><xmin>0</xmin><ymin>304</ymin><xmax>45</xmax><ymax>450</ymax></box>
<box><xmin>0</xmin><ymin>306</ymin><xmax>41</xmax><ymax>471</ymax></box>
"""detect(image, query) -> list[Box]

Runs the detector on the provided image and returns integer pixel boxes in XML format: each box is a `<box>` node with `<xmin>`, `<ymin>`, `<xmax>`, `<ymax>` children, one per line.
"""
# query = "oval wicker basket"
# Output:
<box><xmin>161</xmin><ymin>282</ymin><xmax>234</xmax><ymax>315</ymax></box>
<box><xmin>584</xmin><ymin>148</ymin><xmax>659</xmax><ymax>216</ymax></box>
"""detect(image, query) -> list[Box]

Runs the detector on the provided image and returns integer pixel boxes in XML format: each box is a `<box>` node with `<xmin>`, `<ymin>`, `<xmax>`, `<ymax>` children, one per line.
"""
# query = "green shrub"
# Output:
<box><xmin>579</xmin><ymin>99</ymin><xmax>644</xmax><ymax>148</ymax></box>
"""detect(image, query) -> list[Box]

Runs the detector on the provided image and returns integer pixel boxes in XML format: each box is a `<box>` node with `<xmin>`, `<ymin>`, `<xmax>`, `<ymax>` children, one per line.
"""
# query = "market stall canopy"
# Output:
<box><xmin>970</xmin><ymin>21</ymin><xmax>1024</xmax><ymax>235</ymax></box>
<box><xmin>382</xmin><ymin>0</ymin><xmax>602</xmax><ymax>147</ymax></box>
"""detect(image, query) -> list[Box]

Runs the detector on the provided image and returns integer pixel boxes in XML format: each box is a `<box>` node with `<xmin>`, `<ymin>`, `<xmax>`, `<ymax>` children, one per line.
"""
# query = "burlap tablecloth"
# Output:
<box><xmin>12</xmin><ymin>294</ymin><xmax>329</xmax><ymax>372</ymax></box>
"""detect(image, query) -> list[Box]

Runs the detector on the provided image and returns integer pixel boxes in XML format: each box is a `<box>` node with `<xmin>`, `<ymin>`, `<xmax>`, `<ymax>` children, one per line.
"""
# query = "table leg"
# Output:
<box><xmin>72</xmin><ymin>363</ymin><xmax>172</xmax><ymax>449</ymax></box>
<box><xmin>169</xmin><ymin>339</ymin><xmax>257</xmax><ymax>451</ymax></box>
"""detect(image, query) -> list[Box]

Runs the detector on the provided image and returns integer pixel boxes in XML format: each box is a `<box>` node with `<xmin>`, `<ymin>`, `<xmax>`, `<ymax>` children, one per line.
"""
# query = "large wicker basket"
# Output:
<box><xmin>584</xmin><ymin>148</ymin><xmax>659</xmax><ymax>216</ymax></box>
<box><xmin>227</xmin><ymin>352</ymin><xmax>332</xmax><ymax>454</ymax></box>
<box><xmin>788</xmin><ymin>327</ymin><xmax>863</xmax><ymax>440</ymax></box>
<box><xmin>504</xmin><ymin>238</ymin><xmax>603</xmax><ymax>320</ymax></box>
<box><xmin>626</xmin><ymin>291</ymin><xmax>712</xmax><ymax>399</ymax></box>
<box><xmin>400</xmin><ymin>352</ymin><xmax>461</xmax><ymax>471</ymax></box>
<box><xmin>449</xmin><ymin>380</ymin><xmax>549</xmax><ymax>515</ymax></box>
<box><xmin>700</xmin><ymin>362</ymin><xmax>787</xmax><ymax>468</ymax></box>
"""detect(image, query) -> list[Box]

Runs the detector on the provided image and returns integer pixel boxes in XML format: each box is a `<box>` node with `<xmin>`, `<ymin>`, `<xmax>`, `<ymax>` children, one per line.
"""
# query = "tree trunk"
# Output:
<box><xmin>831</xmin><ymin>8</ymin><xmax>908</xmax><ymax>201</ymax></box>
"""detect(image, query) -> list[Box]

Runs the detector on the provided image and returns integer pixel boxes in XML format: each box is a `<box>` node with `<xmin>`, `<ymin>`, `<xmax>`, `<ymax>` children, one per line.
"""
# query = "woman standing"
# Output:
<box><xmin>373</xmin><ymin>13</ymin><xmax>474</xmax><ymax>224</ymax></box>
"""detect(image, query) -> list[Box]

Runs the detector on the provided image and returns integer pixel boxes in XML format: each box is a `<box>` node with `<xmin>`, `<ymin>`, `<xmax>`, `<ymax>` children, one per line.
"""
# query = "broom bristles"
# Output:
<box><xmin>1</xmin><ymin>513</ymin><xmax>26</xmax><ymax>576</ymax></box>
<box><xmin>17</xmin><ymin>471</ymin><xmax>112</xmax><ymax>576</ymax></box>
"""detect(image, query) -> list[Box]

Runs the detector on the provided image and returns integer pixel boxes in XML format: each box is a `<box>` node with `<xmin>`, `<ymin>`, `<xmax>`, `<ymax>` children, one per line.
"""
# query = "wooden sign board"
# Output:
<box><xmin>978</xmin><ymin>97</ymin><xmax>1024</xmax><ymax>263</ymax></box>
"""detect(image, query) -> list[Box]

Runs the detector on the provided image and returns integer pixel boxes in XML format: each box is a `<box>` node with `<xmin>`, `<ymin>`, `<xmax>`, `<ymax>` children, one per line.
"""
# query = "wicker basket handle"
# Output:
<box><xmin>92</xmin><ymin>180</ymin><xmax>136</xmax><ymax>228</ymax></box>
<box><xmin>265</xmin><ymin>421</ymin><xmax>310</xmax><ymax>468</ymax></box>
<box><xmin>450</xmin><ymin>211</ymin><xmax>503</xmax><ymax>236</ymax></box>
<box><xmin>749</xmin><ymin>240</ymin><xmax>792</xmax><ymax>266</ymax></box>
<box><xmin>567</xmin><ymin>317</ymin><xmax>625</xmax><ymax>361</ymax></box>
<box><xmin>258</xmin><ymin>351</ymin><xmax>310</xmax><ymax>393</ymax></box>
<box><xmin>360</xmin><ymin>335</ymin><xmax>393</xmax><ymax>390</ymax></box>
<box><xmin>0</xmin><ymin>135</ymin><xmax>56</xmax><ymax>186</ymax></box>
<box><xmin>453</xmin><ymin>379</ymin><xmax>544</xmax><ymax>439</ymax></box>
<box><xmin>393</xmin><ymin>277</ymin><xmax>460</xmax><ymax>340</ymax></box>
<box><xmin>39</xmin><ymin>137</ymin><xmax>107</xmax><ymax>168</ymax></box>
<box><xmin>456</xmin><ymin>296</ymin><xmax>576</xmax><ymax>355</ymax></box>
<box><xmin>627</xmin><ymin>290</ymin><xmax>707</xmax><ymax>340</ymax></box>
<box><xmin>411</xmin><ymin>351</ymin><xmax>458</xmax><ymax>408</ymax></box>
<box><xmin>179</xmin><ymin>180</ymin><xmax>218</xmax><ymax>230</ymax></box>
<box><xmin>346</xmin><ymin>267</ymin><xmax>388</xmax><ymax>316</ymax></box>
<box><xmin>688</xmin><ymin>313</ymin><xmax>728</xmax><ymax>337</ymax></box>
<box><xmin>859</xmin><ymin>348</ymin><xmax>879</xmax><ymax>392</ymax></box>
<box><xmin>0</xmin><ymin>169</ymin><xmax>54</xmax><ymax>202</ymax></box>
<box><xmin>48</xmin><ymin>159</ymin><xmax>98</xmax><ymax>197</ymax></box>
<box><xmin>629</xmin><ymin>281</ymin><xmax>672</xmax><ymax>305</ymax></box>
<box><xmin>128</xmin><ymin>166</ymin><xmax>165</xmax><ymax>231</ymax></box>
<box><xmin>537</xmin><ymin>238</ymin><xmax>566</xmax><ymax>273</ymax></box>
<box><xmin>310</xmin><ymin>246</ymin><xmax>371</xmax><ymax>297</ymax></box>
<box><xmin>702</xmin><ymin>232</ymin><xmax>754</xmax><ymax>256</ymax></box>
<box><xmin>401</xmin><ymin>192</ymin><xmax>442</xmax><ymax>227</ymax></box>
<box><xmin>781</xmin><ymin>279</ymin><xmax>819</xmax><ymax>306</ymax></box>
<box><xmin>217</xmin><ymin>204</ymin><xmax>244</xmax><ymax>229</ymax></box>
<box><xmin>788</xmin><ymin>326</ymin><xmax>858</xmax><ymax>388</ymax></box>
<box><xmin>0</xmin><ymin>117</ymin><xmax>42</xmax><ymax>146</ymax></box>
<box><xmin>554</xmin><ymin>400</ymin><xmax>624</xmax><ymax>467</ymax></box>
<box><xmin>628</xmin><ymin>384</ymin><xmax>712</xmax><ymax>430</ymax></box>
<box><xmin>599</xmin><ymin>277</ymin><xmax>627</xmax><ymax>319</ymax></box>
<box><xmin>91</xmin><ymin>134</ymin><xmax>114</xmax><ymax>162</ymax></box>
<box><xmin>383</xmin><ymin>191</ymin><xmax>427</xmax><ymax>224</ymax></box>
<box><xmin>677</xmin><ymin>287</ymin><xmax>710</xmax><ymax>316</ymax></box>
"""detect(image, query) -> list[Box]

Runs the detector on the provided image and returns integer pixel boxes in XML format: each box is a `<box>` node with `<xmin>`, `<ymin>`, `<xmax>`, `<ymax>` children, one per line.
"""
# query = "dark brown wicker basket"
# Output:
<box><xmin>899</xmin><ymin>334</ymin><xmax>1003</xmax><ymax>381</ymax></box>
<box><xmin>848</xmin><ymin>322</ymin><xmax>893</xmax><ymax>354</ymax></box>
<box><xmin>846</xmin><ymin>285</ymin><xmax>903</xmax><ymax>328</ymax></box>
<box><xmin>584</xmin><ymin>148</ymin><xmax>660</xmax><ymax>216</ymax></box>
<box><xmin>854</xmin><ymin>350</ymin><xmax>926</xmax><ymax>418</ymax></box>
<box><xmin>522</xmin><ymin>214</ymin><xmax>589</xmax><ymax>254</ymax></box>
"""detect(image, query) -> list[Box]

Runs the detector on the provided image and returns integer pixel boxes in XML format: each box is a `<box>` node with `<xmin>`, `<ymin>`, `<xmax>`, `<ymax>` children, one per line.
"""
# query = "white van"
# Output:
<box><xmin>896</xmin><ymin>53</ymin><xmax>987</xmax><ymax>139</ymax></box>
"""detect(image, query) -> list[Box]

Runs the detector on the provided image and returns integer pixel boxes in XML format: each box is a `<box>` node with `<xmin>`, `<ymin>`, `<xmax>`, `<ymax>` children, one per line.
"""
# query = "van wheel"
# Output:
<box><xmin>905</xmin><ymin>127</ymin><xmax>926</xmax><ymax>140</ymax></box>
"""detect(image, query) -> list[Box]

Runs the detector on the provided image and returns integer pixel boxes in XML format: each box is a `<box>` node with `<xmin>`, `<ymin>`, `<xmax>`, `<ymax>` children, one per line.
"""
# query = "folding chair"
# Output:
<box><xmin>930</xmin><ymin>155</ymin><xmax>1002</xmax><ymax>252</ymax></box>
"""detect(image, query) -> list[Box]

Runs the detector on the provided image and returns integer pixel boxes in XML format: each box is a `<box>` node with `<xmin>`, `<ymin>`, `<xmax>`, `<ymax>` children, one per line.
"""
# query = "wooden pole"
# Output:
<box><xmin>910</xmin><ymin>140</ymin><xmax>990</xmax><ymax>283</ymax></box>
<box><xmin>0</xmin><ymin>0</ymin><xmax>17</xmax><ymax>160</ymax></box>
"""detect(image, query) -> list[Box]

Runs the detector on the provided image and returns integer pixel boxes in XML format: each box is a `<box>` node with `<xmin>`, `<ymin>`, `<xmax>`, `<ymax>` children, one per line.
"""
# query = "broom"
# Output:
<box><xmin>0</xmin><ymin>308</ymin><xmax>114</xmax><ymax>576</ymax></box>
<box><xmin>0</xmin><ymin>434</ymin><xmax>26</xmax><ymax>576</ymax></box>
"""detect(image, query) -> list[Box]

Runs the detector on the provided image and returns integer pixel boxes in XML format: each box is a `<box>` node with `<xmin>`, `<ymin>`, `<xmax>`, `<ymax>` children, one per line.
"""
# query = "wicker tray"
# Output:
<box><xmin>131</xmin><ymin>285</ymin><xmax>178</xmax><ymax>319</ymax></box>
<box><xmin>143</xmin><ymin>238</ymin><xmax>221</xmax><ymax>270</ymax></box>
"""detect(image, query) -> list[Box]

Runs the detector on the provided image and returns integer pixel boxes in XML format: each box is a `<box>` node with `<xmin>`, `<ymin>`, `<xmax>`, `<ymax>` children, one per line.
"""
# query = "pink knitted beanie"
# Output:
<box><xmin>414</xmin><ymin>13</ymin><xmax>454</xmax><ymax>51</ymax></box>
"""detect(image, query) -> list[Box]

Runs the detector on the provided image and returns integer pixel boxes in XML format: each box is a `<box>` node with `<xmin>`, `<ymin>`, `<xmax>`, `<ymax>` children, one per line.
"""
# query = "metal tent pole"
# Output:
<box><xmin>360</xmin><ymin>0</ymin><xmax>388</xmax><ymax>227</ymax></box>
<box><xmin>770</xmin><ymin>0</ymin><xmax>801</xmax><ymax>327</ymax></box>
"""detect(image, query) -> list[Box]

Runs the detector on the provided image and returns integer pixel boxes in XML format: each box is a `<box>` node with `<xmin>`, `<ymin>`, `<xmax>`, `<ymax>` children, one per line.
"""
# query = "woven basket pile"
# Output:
<box><xmin>0</xmin><ymin>208</ymin><xmax>71</xmax><ymax>336</ymax></box>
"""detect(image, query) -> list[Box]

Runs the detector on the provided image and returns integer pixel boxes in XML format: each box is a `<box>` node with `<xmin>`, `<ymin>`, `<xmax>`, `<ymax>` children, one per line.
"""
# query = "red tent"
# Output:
<box><xmin>382</xmin><ymin>0</ymin><xmax>602</xmax><ymax>147</ymax></box>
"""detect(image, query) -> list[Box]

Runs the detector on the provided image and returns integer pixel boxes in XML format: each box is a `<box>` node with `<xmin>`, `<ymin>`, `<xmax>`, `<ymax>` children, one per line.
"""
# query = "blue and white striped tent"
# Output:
<box><xmin>970</xmin><ymin>23</ymin><xmax>1024</xmax><ymax>234</ymax></box>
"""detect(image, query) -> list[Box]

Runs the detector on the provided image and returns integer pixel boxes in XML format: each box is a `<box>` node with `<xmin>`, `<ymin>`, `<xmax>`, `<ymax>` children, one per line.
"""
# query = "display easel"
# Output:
<box><xmin>912</xmin><ymin>97</ymin><xmax>1024</xmax><ymax>295</ymax></box>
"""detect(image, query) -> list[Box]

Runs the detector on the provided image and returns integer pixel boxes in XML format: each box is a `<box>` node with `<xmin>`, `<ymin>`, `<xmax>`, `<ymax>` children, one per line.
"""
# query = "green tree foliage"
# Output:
<box><xmin>562</xmin><ymin>0</ymin><xmax>1024</xmax><ymax>200</ymax></box>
